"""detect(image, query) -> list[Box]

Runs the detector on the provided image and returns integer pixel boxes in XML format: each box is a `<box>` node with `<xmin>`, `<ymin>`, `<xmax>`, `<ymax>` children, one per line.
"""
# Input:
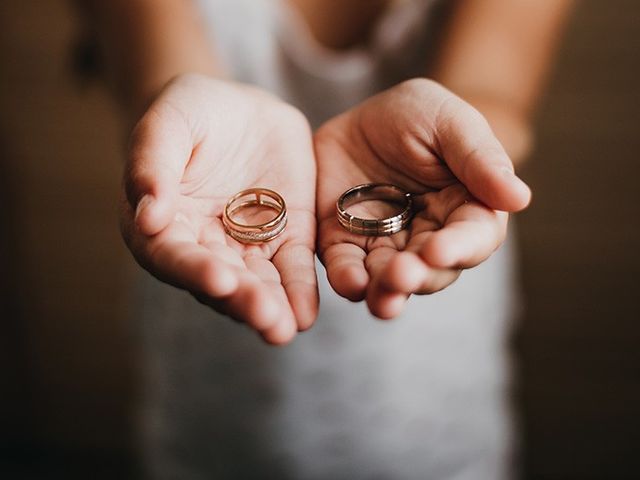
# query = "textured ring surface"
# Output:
<box><xmin>336</xmin><ymin>183</ymin><xmax>413</xmax><ymax>236</ymax></box>
<box><xmin>223</xmin><ymin>188</ymin><xmax>287</xmax><ymax>244</ymax></box>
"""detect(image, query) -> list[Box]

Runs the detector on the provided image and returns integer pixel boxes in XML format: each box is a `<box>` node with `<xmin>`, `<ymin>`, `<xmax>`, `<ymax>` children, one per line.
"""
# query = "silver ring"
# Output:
<box><xmin>336</xmin><ymin>183</ymin><xmax>413</xmax><ymax>236</ymax></box>
<box><xmin>222</xmin><ymin>188</ymin><xmax>287</xmax><ymax>243</ymax></box>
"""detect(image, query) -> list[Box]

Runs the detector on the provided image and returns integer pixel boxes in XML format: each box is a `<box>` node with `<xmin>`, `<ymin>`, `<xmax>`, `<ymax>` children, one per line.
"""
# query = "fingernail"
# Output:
<box><xmin>501</xmin><ymin>167</ymin><xmax>532</xmax><ymax>209</ymax></box>
<box><xmin>135</xmin><ymin>194</ymin><xmax>154</xmax><ymax>223</ymax></box>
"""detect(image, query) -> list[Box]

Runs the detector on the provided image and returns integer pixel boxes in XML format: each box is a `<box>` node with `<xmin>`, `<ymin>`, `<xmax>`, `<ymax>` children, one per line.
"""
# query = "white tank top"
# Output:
<box><xmin>196</xmin><ymin>0</ymin><xmax>440</xmax><ymax>126</ymax></box>
<box><xmin>137</xmin><ymin>2</ymin><xmax>520</xmax><ymax>479</ymax></box>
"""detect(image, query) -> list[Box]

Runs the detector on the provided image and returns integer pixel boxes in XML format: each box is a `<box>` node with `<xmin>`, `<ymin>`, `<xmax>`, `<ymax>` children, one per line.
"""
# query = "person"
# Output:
<box><xmin>81</xmin><ymin>0</ymin><xmax>573</xmax><ymax>478</ymax></box>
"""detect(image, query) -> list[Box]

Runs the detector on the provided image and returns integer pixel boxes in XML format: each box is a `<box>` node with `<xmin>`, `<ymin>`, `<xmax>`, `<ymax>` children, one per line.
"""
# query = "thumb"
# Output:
<box><xmin>125</xmin><ymin>105</ymin><xmax>192</xmax><ymax>235</ymax></box>
<box><xmin>436</xmin><ymin>96</ymin><xmax>531</xmax><ymax>212</ymax></box>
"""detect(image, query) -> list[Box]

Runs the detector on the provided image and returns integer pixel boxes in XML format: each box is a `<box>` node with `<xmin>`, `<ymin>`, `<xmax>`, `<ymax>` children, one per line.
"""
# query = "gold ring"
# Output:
<box><xmin>222</xmin><ymin>188</ymin><xmax>287</xmax><ymax>243</ymax></box>
<box><xmin>336</xmin><ymin>183</ymin><xmax>413</xmax><ymax>236</ymax></box>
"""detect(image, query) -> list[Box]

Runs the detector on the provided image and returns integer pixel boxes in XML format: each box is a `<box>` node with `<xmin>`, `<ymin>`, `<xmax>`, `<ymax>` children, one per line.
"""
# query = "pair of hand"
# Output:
<box><xmin>121</xmin><ymin>74</ymin><xmax>531</xmax><ymax>345</ymax></box>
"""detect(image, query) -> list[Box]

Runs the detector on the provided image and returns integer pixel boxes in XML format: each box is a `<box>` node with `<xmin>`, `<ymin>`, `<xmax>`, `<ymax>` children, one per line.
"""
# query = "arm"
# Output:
<box><xmin>78</xmin><ymin>0</ymin><xmax>221</xmax><ymax>117</ymax></box>
<box><xmin>314</xmin><ymin>0</ymin><xmax>575</xmax><ymax>317</ymax></box>
<box><xmin>78</xmin><ymin>1</ymin><xmax>320</xmax><ymax>343</ymax></box>
<box><xmin>431</xmin><ymin>0</ymin><xmax>575</xmax><ymax>163</ymax></box>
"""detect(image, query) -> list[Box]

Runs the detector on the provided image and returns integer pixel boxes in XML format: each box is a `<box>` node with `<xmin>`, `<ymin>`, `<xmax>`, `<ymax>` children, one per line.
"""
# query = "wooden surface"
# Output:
<box><xmin>0</xmin><ymin>1</ymin><xmax>638</xmax><ymax>479</ymax></box>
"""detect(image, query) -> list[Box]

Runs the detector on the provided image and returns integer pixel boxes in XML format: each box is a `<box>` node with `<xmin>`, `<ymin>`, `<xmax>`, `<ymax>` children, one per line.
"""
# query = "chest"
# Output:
<box><xmin>286</xmin><ymin>0</ymin><xmax>395</xmax><ymax>50</ymax></box>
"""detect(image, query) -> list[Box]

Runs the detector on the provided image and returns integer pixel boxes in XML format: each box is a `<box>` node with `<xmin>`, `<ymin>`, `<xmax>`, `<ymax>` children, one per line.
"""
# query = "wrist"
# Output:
<box><xmin>461</xmin><ymin>95</ymin><xmax>534</xmax><ymax>166</ymax></box>
<box><xmin>124</xmin><ymin>69</ymin><xmax>218</xmax><ymax>127</ymax></box>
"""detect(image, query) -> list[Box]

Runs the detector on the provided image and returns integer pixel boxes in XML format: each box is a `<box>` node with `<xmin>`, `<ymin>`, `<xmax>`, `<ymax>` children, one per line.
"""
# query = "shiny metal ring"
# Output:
<box><xmin>222</xmin><ymin>188</ymin><xmax>287</xmax><ymax>243</ymax></box>
<box><xmin>336</xmin><ymin>183</ymin><xmax>413</xmax><ymax>236</ymax></box>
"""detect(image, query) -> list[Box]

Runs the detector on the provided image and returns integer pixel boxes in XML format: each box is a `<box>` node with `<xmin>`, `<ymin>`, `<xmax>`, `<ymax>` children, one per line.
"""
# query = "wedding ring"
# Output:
<box><xmin>336</xmin><ymin>183</ymin><xmax>413</xmax><ymax>236</ymax></box>
<box><xmin>222</xmin><ymin>188</ymin><xmax>287</xmax><ymax>243</ymax></box>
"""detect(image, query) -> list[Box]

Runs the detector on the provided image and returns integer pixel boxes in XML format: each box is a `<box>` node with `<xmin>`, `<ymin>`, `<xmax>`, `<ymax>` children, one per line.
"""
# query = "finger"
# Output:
<box><xmin>127</xmin><ymin>104</ymin><xmax>192</xmax><ymax>235</ymax></box>
<box><xmin>136</xmin><ymin>218</ymin><xmax>286</xmax><ymax>335</ymax></box>
<box><xmin>243</xmin><ymin>256</ymin><xmax>297</xmax><ymax>343</ymax></box>
<box><xmin>378</xmin><ymin>251</ymin><xmax>462</xmax><ymax>295</ymax></box>
<box><xmin>365</xmin><ymin>247</ymin><xmax>409</xmax><ymax>320</ymax></box>
<box><xmin>321</xmin><ymin>243</ymin><xmax>369</xmax><ymax>302</ymax></box>
<box><xmin>272</xmin><ymin>243</ymin><xmax>319</xmax><ymax>331</ymax></box>
<box><xmin>436</xmin><ymin>96</ymin><xmax>531</xmax><ymax>212</ymax></box>
<box><xmin>145</xmin><ymin>238</ymin><xmax>239</xmax><ymax>298</ymax></box>
<box><xmin>420</xmin><ymin>202</ymin><xmax>509</xmax><ymax>269</ymax></box>
<box><xmin>367</xmin><ymin>289</ymin><xmax>409</xmax><ymax>320</ymax></box>
<box><xmin>190</xmin><ymin>263</ymin><xmax>292</xmax><ymax>344</ymax></box>
<box><xmin>260</xmin><ymin>318</ymin><xmax>299</xmax><ymax>346</ymax></box>
<box><xmin>226</xmin><ymin>272</ymin><xmax>294</xmax><ymax>344</ymax></box>
<box><xmin>122</xmin><ymin>195</ymin><xmax>236</xmax><ymax>298</ymax></box>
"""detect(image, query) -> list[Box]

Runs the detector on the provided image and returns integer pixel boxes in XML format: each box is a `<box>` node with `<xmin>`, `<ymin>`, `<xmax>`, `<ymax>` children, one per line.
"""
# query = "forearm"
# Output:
<box><xmin>78</xmin><ymin>0</ymin><xmax>221</xmax><ymax>118</ymax></box>
<box><xmin>430</xmin><ymin>0</ymin><xmax>575</xmax><ymax>165</ymax></box>
<box><xmin>459</xmin><ymin>95</ymin><xmax>534</xmax><ymax>166</ymax></box>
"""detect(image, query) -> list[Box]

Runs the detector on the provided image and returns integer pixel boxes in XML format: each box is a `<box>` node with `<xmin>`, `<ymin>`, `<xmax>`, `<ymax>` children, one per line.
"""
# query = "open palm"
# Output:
<box><xmin>316</xmin><ymin>79</ymin><xmax>531</xmax><ymax>319</ymax></box>
<box><xmin>121</xmin><ymin>75</ymin><xmax>318</xmax><ymax>344</ymax></box>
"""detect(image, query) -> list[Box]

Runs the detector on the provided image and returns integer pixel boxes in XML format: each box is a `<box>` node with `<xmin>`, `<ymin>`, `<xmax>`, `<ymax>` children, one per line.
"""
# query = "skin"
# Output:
<box><xmin>315</xmin><ymin>79</ymin><xmax>530</xmax><ymax>319</ymax></box>
<box><xmin>121</xmin><ymin>76</ymin><xmax>318</xmax><ymax>344</ymax></box>
<box><xmin>81</xmin><ymin>0</ymin><xmax>574</xmax><ymax>344</ymax></box>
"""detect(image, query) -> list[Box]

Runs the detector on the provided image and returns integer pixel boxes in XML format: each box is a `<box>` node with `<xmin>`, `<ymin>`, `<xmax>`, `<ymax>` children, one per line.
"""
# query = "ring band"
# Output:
<box><xmin>336</xmin><ymin>183</ymin><xmax>413</xmax><ymax>236</ymax></box>
<box><xmin>222</xmin><ymin>188</ymin><xmax>287</xmax><ymax>243</ymax></box>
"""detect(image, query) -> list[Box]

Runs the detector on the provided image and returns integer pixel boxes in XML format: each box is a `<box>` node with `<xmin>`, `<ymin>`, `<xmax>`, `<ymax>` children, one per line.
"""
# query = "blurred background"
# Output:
<box><xmin>0</xmin><ymin>1</ymin><xmax>638</xmax><ymax>479</ymax></box>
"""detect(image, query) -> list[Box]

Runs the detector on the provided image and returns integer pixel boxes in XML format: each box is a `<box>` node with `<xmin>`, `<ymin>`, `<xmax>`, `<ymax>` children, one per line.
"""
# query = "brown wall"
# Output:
<box><xmin>518</xmin><ymin>2</ymin><xmax>640</xmax><ymax>479</ymax></box>
<box><xmin>0</xmin><ymin>1</ymin><xmax>135</xmax><ymax>478</ymax></box>
<box><xmin>0</xmin><ymin>1</ymin><xmax>638</xmax><ymax>479</ymax></box>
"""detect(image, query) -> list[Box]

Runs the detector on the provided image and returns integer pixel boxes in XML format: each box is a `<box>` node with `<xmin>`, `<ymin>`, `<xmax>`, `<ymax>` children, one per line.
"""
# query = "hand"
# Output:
<box><xmin>315</xmin><ymin>79</ymin><xmax>531</xmax><ymax>319</ymax></box>
<box><xmin>121</xmin><ymin>74</ymin><xmax>318</xmax><ymax>344</ymax></box>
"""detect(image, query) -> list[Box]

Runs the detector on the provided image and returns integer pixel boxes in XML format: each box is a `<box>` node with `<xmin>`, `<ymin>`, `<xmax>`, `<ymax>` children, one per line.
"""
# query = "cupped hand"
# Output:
<box><xmin>315</xmin><ymin>79</ymin><xmax>531</xmax><ymax>319</ymax></box>
<box><xmin>121</xmin><ymin>74</ymin><xmax>318</xmax><ymax>344</ymax></box>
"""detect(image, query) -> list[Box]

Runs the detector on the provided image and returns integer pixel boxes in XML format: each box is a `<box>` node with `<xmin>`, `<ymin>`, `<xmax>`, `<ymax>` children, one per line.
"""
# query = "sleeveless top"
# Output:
<box><xmin>135</xmin><ymin>1</ymin><xmax>520</xmax><ymax>479</ymax></box>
